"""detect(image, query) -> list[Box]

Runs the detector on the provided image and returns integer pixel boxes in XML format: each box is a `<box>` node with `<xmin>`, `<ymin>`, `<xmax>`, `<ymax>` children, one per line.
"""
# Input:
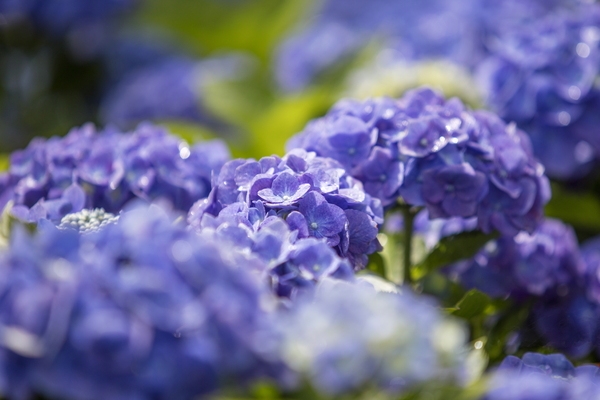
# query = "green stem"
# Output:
<box><xmin>402</xmin><ymin>204</ymin><xmax>415</xmax><ymax>285</ymax></box>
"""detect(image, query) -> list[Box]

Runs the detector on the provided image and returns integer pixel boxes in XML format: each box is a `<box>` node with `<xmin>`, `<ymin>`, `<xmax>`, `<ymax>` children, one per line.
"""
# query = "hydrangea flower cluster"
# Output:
<box><xmin>483</xmin><ymin>353</ymin><xmax>600</xmax><ymax>400</ymax></box>
<box><xmin>0</xmin><ymin>204</ymin><xmax>286</xmax><ymax>400</ymax></box>
<box><xmin>100</xmin><ymin>55</ymin><xmax>246</xmax><ymax>130</ymax></box>
<box><xmin>476</xmin><ymin>4</ymin><xmax>600</xmax><ymax>179</ymax></box>
<box><xmin>0</xmin><ymin>0</ymin><xmax>137</xmax><ymax>37</ymax></box>
<box><xmin>435</xmin><ymin>217</ymin><xmax>600</xmax><ymax>358</ymax></box>
<box><xmin>288</xmin><ymin>87</ymin><xmax>550</xmax><ymax>236</ymax></box>
<box><xmin>274</xmin><ymin>0</ymin><xmax>578</xmax><ymax>92</ymax></box>
<box><xmin>448</xmin><ymin>219</ymin><xmax>584</xmax><ymax>299</ymax></box>
<box><xmin>189</xmin><ymin>200</ymin><xmax>354</xmax><ymax>299</ymax></box>
<box><xmin>189</xmin><ymin>148</ymin><xmax>383</xmax><ymax>270</ymax></box>
<box><xmin>275</xmin><ymin>279</ymin><xmax>468</xmax><ymax>395</ymax></box>
<box><xmin>0</xmin><ymin>123</ymin><xmax>230</xmax><ymax>222</ymax></box>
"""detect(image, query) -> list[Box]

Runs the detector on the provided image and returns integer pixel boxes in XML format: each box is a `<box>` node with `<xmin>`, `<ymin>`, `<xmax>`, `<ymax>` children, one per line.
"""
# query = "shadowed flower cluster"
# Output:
<box><xmin>441</xmin><ymin>218</ymin><xmax>600</xmax><ymax>358</ymax></box>
<box><xmin>477</xmin><ymin>4</ymin><xmax>600</xmax><ymax>179</ymax></box>
<box><xmin>0</xmin><ymin>204</ymin><xmax>287</xmax><ymax>400</ymax></box>
<box><xmin>188</xmin><ymin>149</ymin><xmax>382</xmax><ymax>270</ymax></box>
<box><xmin>288</xmin><ymin>87</ymin><xmax>550</xmax><ymax>236</ymax></box>
<box><xmin>0</xmin><ymin>123</ymin><xmax>230</xmax><ymax>223</ymax></box>
<box><xmin>0</xmin><ymin>0</ymin><xmax>137</xmax><ymax>37</ymax></box>
<box><xmin>100</xmin><ymin>54</ymin><xmax>246</xmax><ymax>130</ymax></box>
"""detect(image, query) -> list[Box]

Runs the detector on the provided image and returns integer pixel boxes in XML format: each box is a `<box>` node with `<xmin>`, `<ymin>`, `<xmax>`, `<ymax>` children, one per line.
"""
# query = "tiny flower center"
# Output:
<box><xmin>348</xmin><ymin>147</ymin><xmax>356</xmax><ymax>155</ymax></box>
<box><xmin>379</xmin><ymin>174</ymin><xmax>387</xmax><ymax>182</ymax></box>
<box><xmin>420</xmin><ymin>138</ymin><xmax>428</xmax><ymax>147</ymax></box>
<box><xmin>310</xmin><ymin>222</ymin><xmax>319</xmax><ymax>230</ymax></box>
<box><xmin>445</xmin><ymin>184</ymin><xmax>455</xmax><ymax>192</ymax></box>
<box><xmin>282</xmin><ymin>195</ymin><xmax>290</xmax><ymax>200</ymax></box>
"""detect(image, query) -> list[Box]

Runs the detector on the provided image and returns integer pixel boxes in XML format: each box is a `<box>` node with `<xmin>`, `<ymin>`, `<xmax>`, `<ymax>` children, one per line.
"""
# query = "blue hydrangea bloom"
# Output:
<box><xmin>0</xmin><ymin>203</ymin><xmax>287</xmax><ymax>400</ymax></box>
<box><xmin>274</xmin><ymin>0</ymin><xmax>579</xmax><ymax>92</ymax></box>
<box><xmin>274</xmin><ymin>0</ymin><xmax>482</xmax><ymax>91</ymax></box>
<box><xmin>448</xmin><ymin>219</ymin><xmax>584</xmax><ymax>299</ymax></box>
<box><xmin>482</xmin><ymin>353</ymin><xmax>600</xmax><ymax>400</ymax></box>
<box><xmin>476</xmin><ymin>4</ymin><xmax>600</xmax><ymax>179</ymax></box>
<box><xmin>100</xmin><ymin>55</ymin><xmax>245</xmax><ymax>130</ymax></box>
<box><xmin>188</xmin><ymin>149</ymin><xmax>382</xmax><ymax>270</ymax></box>
<box><xmin>0</xmin><ymin>0</ymin><xmax>136</xmax><ymax>37</ymax></box>
<box><xmin>189</xmin><ymin>199</ymin><xmax>354</xmax><ymax>299</ymax></box>
<box><xmin>442</xmin><ymin>218</ymin><xmax>600</xmax><ymax>357</ymax></box>
<box><xmin>288</xmin><ymin>87</ymin><xmax>549</xmax><ymax>236</ymax></box>
<box><xmin>275</xmin><ymin>279</ymin><xmax>468</xmax><ymax>395</ymax></box>
<box><xmin>0</xmin><ymin>123</ymin><xmax>230</xmax><ymax>222</ymax></box>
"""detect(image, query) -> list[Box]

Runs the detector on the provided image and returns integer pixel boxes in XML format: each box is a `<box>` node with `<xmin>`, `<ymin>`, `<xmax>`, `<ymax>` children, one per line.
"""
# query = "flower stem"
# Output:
<box><xmin>401</xmin><ymin>204</ymin><xmax>415</xmax><ymax>285</ymax></box>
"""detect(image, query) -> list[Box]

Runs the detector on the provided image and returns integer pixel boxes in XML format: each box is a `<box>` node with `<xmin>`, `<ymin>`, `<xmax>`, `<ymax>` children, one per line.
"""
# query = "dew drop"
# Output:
<box><xmin>568</xmin><ymin>85</ymin><xmax>581</xmax><ymax>101</ymax></box>
<box><xmin>576</xmin><ymin>42</ymin><xmax>591</xmax><ymax>58</ymax></box>
<box><xmin>575</xmin><ymin>141</ymin><xmax>594</xmax><ymax>163</ymax></box>
<box><xmin>557</xmin><ymin>111</ymin><xmax>571</xmax><ymax>126</ymax></box>
<box><xmin>179</xmin><ymin>146</ymin><xmax>191</xmax><ymax>159</ymax></box>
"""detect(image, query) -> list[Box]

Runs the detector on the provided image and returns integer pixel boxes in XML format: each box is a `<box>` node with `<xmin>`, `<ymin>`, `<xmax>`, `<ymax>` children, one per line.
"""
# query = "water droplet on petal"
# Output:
<box><xmin>568</xmin><ymin>85</ymin><xmax>581</xmax><ymax>101</ymax></box>
<box><xmin>557</xmin><ymin>111</ymin><xmax>571</xmax><ymax>126</ymax></box>
<box><xmin>576</xmin><ymin>42</ymin><xmax>591</xmax><ymax>58</ymax></box>
<box><xmin>574</xmin><ymin>141</ymin><xmax>594</xmax><ymax>163</ymax></box>
<box><xmin>179</xmin><ymin>146</ymin><xmax>191</xmax><ymax>159</ymax></box>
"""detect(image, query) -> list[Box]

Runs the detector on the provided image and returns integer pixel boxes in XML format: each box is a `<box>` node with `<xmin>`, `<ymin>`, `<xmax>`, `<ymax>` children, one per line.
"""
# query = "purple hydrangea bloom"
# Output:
<box><xmin>440</xmin><ymin>218</ymin><xmax>600</xmax><ymax>357</ymax></box>
<box><xmin>274</xmin><ymin>0</ymin><xmax>580</xmax><ymax>92</ymax></box>
<box><xmin>476</xmin><ymin>4</ymin><xmax>600</xmax><ymax>179</ymax></box>
<box><xmin>448</xmin><ymin>219</ymin><xmax>585</xmax><ymax>299</ymax></box>
<box><xmin>188</xmin><ymin>149</ymin><xmax>382</xmax><ymax>270</ymax></box>
<box><xmin>0</xmin><ymin>203</ymin><xmax>287</xmax><ymax>400</ymax></box>
<box><xmin>288</xmin><ymin>87</ymin><xmax>549</xmax><ymax>236</ymax></box>
<box><xmin>274</xmin><ymin>0</ymin><xmax>484</xmax><ymax>91</ymax></box>
<box><xmin>100</xmin><ymin>55</ymin><xmax>245</xmax><ymax>130</ymax></box>
<box><xmin>188</xmin><ymin>199</ymin><xmax>354</xmax><ymax>299</ymax></box>
<box><xmin>533</xmin><ymin>294</ymin><xmax>599</xmax><ymax>358</ymax></box>
<box><xmin>0</xmin><ymin>123</ymin><xmax>230</xmax><ymax>222</ymax></box>
<box><xmin>483</xmin><ymin>353</ymin><xmax>600</xmax><ymax>400</ymax></box>
<box><xmin>0</xmin><ymin>0</ymin><xmax>136</xmax><ymax>37</ymax></box>
<box><xmin>0</xmin><ymin>0</ymin><xmax>137</xmax><ymax>59</ymax></box>
<box><xmin>274</xmin><ymin>279</ymin><xmax>467</xmax><ymax>395</ymax></box>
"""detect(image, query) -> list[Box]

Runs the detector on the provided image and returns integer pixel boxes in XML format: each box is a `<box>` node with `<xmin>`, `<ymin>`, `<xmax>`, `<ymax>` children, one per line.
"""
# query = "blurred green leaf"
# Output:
<box><xmin>248</xmin><ymin>88</ymin><xmax>333</xmax><ymax>157</ymax></box>
<box><xmin>485</xmin><ymin>302</ymin><xmax>530</xmax><ymax>362</ymax></box>
<box><xmin>366</xmin><ymin>252</ymin><xmax>387</xmax><ymax>279</ymax></box>
<box><xmin>545</xmin><ymin>182</ymin><xmax>600</xmax><ymax>232</ymax></box>
<box><xmin>136</xmin><ymin>0</ymin><xmax>315</xmax><ymax>62</ymax></box>
<box><xmin>159</xmin><ymin>120</ymin><xmax>216</xmax><ymax>144</ymax></box>
<box><xmin>452</xmin><ymin>289</ymin><xmax>492</xmax><ymax>319</ymax></box>
<box><xmin>0</xmin><ymin>154</ymin><xmax>9</xmax><ymax>171</ymax></box>
<box><xmin>414</xmin><ymin>231</ymin><xmax>497</xmax><ymax>277</ymax></box>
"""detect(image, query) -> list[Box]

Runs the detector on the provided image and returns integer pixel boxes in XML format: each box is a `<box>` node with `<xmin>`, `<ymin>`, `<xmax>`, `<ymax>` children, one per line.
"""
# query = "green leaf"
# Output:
<box><xmin>136</xmin><ymin>0</ymin><xmax>315</xmax><ymax>63</ymax></box>
<box><xmin>414</xmin><ymin>231</ymin><xmax>497</xmax><ymax>277</ymax></box>
<box><xmin>366</xmin><ymin>252</ymin><xmax>386</xmax><ymax>279</ymax></box>
<box><xmin>452</xmin><ymin>289</ymin><xmax>492</xmax><ymax>319</ymax></box>
<box><xmin>545</xmin><ymin>182</ymin><xmax>600</xmax><ymax>231</ymax></box>
<box><xmin>0</xmin><ymin>154</ymin><xmax>9</xmax><ymax>172</ymax></box>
